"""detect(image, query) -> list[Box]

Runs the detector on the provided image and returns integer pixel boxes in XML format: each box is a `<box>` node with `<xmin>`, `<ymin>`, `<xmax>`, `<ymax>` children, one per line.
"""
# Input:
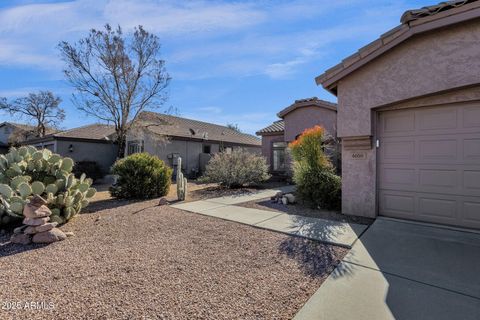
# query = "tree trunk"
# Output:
<box><xmin>117</xmin><ymin>132</ymin><xmax>127</xmax><ymax>158</ymax></box>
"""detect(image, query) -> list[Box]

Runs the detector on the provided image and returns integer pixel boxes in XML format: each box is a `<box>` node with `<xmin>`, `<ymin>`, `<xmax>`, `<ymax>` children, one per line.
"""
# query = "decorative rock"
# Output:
<box><xmin>35</xmin><ymin>222</ymin><xmax>58</xmax><ymax>233</ymax></box>
<box><xmin>24</xmin><ymin>226</ymin><xmax>37</xmax><ymax>235</ymax></box>
<box><xmin>23</xmin><ymin>204</ymin><xmax>51</xmax><ymax>219</ymax></box>
<box><xmin>23</xmin><ymin>217</ymin><xmax>50</xmax><ymax>226</ymax></box>
<box><xmin>158</xmin><ymin>198</ymin><xmax>169</xmax><ymax>206</ymax></box>
<box><xmin>32</xmin><ymin>228</ymin><xmax>67</xmax><ymax>244</ymax></box>
<box><xmin>281</xmin><ymin>196</ymin><xmax>288</xmax><ymax>205</ymax></box>
<box><xmin>30</xmin><ymin>195</ymin><xmax>48</xmax><ymax>207</ymax></box>
<box><xmin>13</xmin><ymin>225</ymin><xmax>27</xmax><ymax>234</ymax></box>
<box><xmin>64</xmin><ymin>231</ymin><xmax>75</xmax><ymax>237</ymax></box>
<box><xmin>284</xmin><ymin>193</ymin><xmax>296</xmax><ymax>204</ymax></box>
<box><xmin>10</xmin><ymin>233</ymin><xmax>31</xmax><ymax>245</ymax></box>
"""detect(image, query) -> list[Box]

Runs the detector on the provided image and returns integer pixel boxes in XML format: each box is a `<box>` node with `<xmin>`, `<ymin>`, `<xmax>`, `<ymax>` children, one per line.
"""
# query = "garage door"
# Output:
<box><xmin>377</xmin><ymin>103</ymin><xmax>480</xmax><ymax>229</ymax></box>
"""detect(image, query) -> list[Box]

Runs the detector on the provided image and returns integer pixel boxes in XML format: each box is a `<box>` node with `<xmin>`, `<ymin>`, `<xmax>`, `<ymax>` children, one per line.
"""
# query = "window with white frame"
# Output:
<box><xmin>127</xmin><ymin>140</ymin><xmax>144</xmax><ymax>155</ymax></box>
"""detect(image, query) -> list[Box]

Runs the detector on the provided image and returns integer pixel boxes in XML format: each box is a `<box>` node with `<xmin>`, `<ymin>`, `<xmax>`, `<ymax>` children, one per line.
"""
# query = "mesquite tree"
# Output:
<box><xmin>0</xmin><ymin>91</ymin><xmax>64</xmax><ymax>138</ymax></box>
<box><xmin>58</xmin><ymin>24</ymin><xmax>170</xmax><ymax>157</ymax></box>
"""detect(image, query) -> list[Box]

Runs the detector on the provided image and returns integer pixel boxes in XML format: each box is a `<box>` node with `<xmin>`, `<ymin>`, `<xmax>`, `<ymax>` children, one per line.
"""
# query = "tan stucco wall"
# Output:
<box><xmin>131</xmin><ymin>134</ymin><xmax>261</xmax><ymax>176</ymax></box>
<box><xmin>335</xmin><ymin>19</ymin><xmax>480</xmax><ymax>217</ymax></box>
<box><xmin>283</xmin><ymin>106</ymin><xmax>337</xmax><ymax>142</ymax></box>
<box><xmin>338</xmin><ymin>19</ymin><xmax>480</xmax><ymax>138</ymax></box>
<box><xmin>55</xmin><ymin>140</ymin><xmax>118</xmax><ymax>174</ymax></box>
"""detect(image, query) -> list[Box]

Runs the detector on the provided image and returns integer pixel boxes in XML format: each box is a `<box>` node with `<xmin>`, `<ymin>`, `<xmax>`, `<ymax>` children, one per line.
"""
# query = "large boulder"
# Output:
<box><xmin>32</xmin><ymin>228</ymin><xmax>67</xmax><ymax>244</ymax></box>
<box><xmin>10</xmin><ymin>233</ymin><xmax>32</xmax><ymax>245</ymax></box>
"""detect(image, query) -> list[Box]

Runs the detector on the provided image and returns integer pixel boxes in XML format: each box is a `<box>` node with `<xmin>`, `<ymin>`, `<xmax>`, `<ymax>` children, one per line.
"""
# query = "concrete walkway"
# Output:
<box><xmin>171</xmin><ymin>187</ymin><xmax>368</xmax><ymax>248</ymax></box>
<box><xmin>294</xmin><ymin>218</ymin><xmax>480</xmax><ymax>320</ymax></box>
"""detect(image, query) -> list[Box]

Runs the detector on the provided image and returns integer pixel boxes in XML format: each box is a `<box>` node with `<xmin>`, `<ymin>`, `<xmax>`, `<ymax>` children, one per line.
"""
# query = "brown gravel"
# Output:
<box><xmin>89</xmin><ymin>180</ymin><xmax>290</xmax><ymax>208</ymax></box>
<box><xmin>0</xmin><ymin>199</ymin><xmax>347</xmax><ymax>320</ymax></box>
<box><xmin>238</xmin><ymin>197</ymin><xmax>374</xmax><ymax>225</ymax></box>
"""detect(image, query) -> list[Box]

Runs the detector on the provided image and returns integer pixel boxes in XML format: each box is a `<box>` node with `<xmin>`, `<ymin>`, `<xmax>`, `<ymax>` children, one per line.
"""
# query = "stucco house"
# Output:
<box><xmin>127</xmin><ymin>111</ymin><xmax>261</xmax><ymax>177</ymax></box>
<box><xmin>0</xmin><ymin>122</ymin><xmax>56</xmax><ymax>153</ymax></box>
<box><xmin>24</xmin><ymin>124</ymin><xmax>118</xmax><ymax>175</ymax></box>
<box><xmin>316</xmin><ymin>0</ymin><xmax>480</xmax><ymax>230</ymax></box>
<box><xmin>256</xmin><ymin>97</ymin><xmax>337</xmax><ymax>174</ymax></box>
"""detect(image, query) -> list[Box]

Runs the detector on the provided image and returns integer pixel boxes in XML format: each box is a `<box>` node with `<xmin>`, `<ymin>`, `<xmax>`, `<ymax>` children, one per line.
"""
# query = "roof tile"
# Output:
<box><xmin>256</xmin><ymin>121</ymin><xmax>284</xmax><ymax>135</ymax></box>
<box><xmin>137</xmin><ymin>112</ymin><xmax>261</xmax><ymax>146</ymax></box>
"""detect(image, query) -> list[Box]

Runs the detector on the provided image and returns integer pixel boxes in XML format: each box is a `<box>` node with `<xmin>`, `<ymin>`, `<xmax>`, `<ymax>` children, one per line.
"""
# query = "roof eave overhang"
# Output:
<box><xmin>277</xmin><ymin>102</ymin><xmax>337</xmax><ymax>118</ymax></box>
<box><xmin>316</xmin><ymin>3</ymin><xmax>480</xmax><ymax>95</ymax></box>
<box><xmin>255</xmin><ymin>130</ymin><xmax>284</xmax><ymax>136</ymax></box>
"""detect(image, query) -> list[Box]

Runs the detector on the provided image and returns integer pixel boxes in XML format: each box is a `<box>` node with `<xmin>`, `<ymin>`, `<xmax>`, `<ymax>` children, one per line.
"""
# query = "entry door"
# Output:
<box><xmin>377</xmin><ymin>103</ymin><xmax>480</xmax><ymax>230</ymax></box>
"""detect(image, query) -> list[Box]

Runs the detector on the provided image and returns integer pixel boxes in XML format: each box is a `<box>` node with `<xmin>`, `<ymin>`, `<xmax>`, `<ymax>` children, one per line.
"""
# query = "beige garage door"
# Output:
<box><xmin>377</xmin><ymin>103</ymin><xmax>480</xmax><ymax>229</ymax></box>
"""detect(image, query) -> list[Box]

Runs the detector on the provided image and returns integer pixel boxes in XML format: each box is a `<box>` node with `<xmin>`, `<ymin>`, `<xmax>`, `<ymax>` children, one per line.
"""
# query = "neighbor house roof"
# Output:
<box><xmin>0</xmin><ymin>121</ymin><xmax>57</xmax><ymax>135</ymax></box>
<box><xmin>256</xmin><ymin>120</ymin><xmax>285</xmax><ymax>136</ymax></box>
<box><xmin>277</xmin><ymin>97</ymin><xmax>336</xmax><ymax>118</ymax></box>
<box><xmin>136</xmin><ymin>112</ymin><xmax>261</xmax><ymax>146</ymax></box>
<box><xmin>315</xmin><ymin>0</ymin><xmax>480</xmax><ymax>94</ymax></box>
<box><xmin>24</xmin><ymin>124</ymin><xmax>116</xmax><ymax>144</ymax></box>
<box><xmin>52</xmin><ymin>124</ymin><xmax>116</xmax><ymax>140</ymax></box>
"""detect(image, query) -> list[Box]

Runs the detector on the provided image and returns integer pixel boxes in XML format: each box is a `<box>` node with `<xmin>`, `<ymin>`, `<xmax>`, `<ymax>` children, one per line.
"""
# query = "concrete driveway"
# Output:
<box><xmin>294</xmin><ymin>218</ymin><xmax>480</xmax><ymax>320</ymax></box>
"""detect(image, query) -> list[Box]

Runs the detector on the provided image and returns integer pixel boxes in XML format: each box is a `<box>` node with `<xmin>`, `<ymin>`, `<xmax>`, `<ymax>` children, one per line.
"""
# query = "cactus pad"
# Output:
<box><xmin>0</xmin><ymin>146</ymin><xmax>97</xmax><ymax>226</ymax></box>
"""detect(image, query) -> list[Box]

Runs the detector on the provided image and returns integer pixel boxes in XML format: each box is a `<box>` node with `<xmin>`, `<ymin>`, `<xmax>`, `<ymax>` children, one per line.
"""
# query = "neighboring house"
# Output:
<box><xmin>0</xmin><ymin>122</ymin><xmax>56</xmax><ymax>153</ymax></box>
<box><xmin>24</xmin><ymin>124</ymin><xmax>118</xmax><ymax>175</ymax></box>
<box><xmin>127</xmin><ymin>111</ymin><xmax>261</xmax><ymax>177</ymax></box>
<box><xmin>256</xmin><ymin>97</ymin><xmax>337</xmax><ymax>175</ymax></box>
<box><xmin>315</xmin><ymin>1</ymin><xmax>480</xmax><ymax>230</ymax></box>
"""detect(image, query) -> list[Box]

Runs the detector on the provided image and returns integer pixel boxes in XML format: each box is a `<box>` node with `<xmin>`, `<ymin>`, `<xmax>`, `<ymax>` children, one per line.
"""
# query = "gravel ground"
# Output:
<box><xmin>238</xmin><ymin>197</ymin><xmax>374</xmax><ymax>225</ymax></box>
<box><xmin>0</xmin><ymin>199</ymin><xmax>347</xmax><ymax>320</ymax></box>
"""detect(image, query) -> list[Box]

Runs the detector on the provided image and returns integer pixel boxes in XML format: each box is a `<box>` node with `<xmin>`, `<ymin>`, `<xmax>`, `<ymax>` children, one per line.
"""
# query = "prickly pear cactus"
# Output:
<box><xmin>176</xmin><ymin>157</ymin><xmax>187</xmax><ymax>201</ymax></box>
<box><xmin>0</xmin><ymin>146</ymin><xmax>97</xmax><ymax>226</ymax></box>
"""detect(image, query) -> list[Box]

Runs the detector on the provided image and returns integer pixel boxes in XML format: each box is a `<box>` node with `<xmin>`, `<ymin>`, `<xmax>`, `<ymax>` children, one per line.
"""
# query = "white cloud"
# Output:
<box><xmin>103</xmin><ymin>0</ymin><xmax>266</xmax><ymax>36</ymax></box>
<box><xmin>264</xmin><ymin>58</ymin><xmax>307</xmax><ymax>79</ymax></box>
<box><xmin>0</xmin><ymin>0</ymin><xmax>412</xmax><ymax>79</ymax></box>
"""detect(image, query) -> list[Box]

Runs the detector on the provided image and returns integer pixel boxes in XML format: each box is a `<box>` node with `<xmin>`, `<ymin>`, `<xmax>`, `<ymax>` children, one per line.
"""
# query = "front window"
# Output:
<box><xmin>203</xmin><ymin>145</ymin><xmax>211</xmax><ymax>154</ymax></box>
<box><xmin>272</xmin><ymin>142</ymin><xmax>286</xmax><ymax>171</ymax></box>
<box><xmin>127</xmin><ymin>140</ymin><xmax>144</xmax><ymax>155</ymax></box>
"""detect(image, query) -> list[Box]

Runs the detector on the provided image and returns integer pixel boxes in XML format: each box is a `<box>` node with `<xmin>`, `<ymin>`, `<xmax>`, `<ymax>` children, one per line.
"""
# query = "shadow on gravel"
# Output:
<box><xmin>278</xmin><ymin>237</ymin><xmax>352</xmax><ymax>278</ymax></box>
<box><xmin>83</xmin><ymin>198</ymin><xmax>136</xmax><ymax>213</ymax></box>
<box><xmin>0</xmin><ymin>235</ymin><xmax>48</xmax><ymax>258</ymax></box>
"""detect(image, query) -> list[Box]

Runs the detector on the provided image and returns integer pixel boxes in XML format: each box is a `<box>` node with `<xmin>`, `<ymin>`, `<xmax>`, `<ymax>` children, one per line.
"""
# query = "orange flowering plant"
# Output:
<box><xmin>289</xmin><ymin>125</ymin><xmax>332</xmax><ymax>171</ymax></box>
<box><xmin>289</xmin><ymin>125</ymin><xmax>341</xmax><ymax>210</ymax></box>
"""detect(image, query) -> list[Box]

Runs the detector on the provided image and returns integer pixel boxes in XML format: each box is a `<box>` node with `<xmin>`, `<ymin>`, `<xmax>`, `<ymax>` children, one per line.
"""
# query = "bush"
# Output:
<box><xmin>200</xmin><ymin>149</ymin><xmax>270</xmax><ymax>188</ymax></box>
<box><xmin>0</xmin><ymin>146</ymin><xmax>97</xmax><ymax>227</ymax></box>
<box><xmin>110</xmin><ymin>153</ymin><xmax>172</xmax><ymax>199</ymax></box>
<box><xmin>293</xmin><ymin>165</ymin><xmax>341</xmax><ymax>210</ymax></box>
<box><xmin>73</xmin><ymin>161</ymin><xmax>103</xmax><ymax>182</ymax></box>
<box><xmin>289</xmin><ymin>126</ymin><xmax>341</xmax><ymax>210</ymax></box>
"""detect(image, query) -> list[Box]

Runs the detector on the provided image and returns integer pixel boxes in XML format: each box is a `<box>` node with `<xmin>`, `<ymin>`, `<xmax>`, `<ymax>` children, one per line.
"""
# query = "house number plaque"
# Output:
<box><xmin>351</xmin><ymin>152</ymin><xmax>366</xmax><ymax>160</ymax></box>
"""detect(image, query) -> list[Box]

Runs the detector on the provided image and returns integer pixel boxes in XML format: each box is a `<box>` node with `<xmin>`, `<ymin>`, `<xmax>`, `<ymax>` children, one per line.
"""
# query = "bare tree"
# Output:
<box><xmin>58</xmin><ymin>24</ymin><xmax>171</xmax><ymax>157</ymax></box>
<box><xmin>0</xmin><ymin>91</ymin><xmax>65</xmax><ymax>138</ymax></box>
<box><xmin>226</xmin><ymin>123</ymin><xmax>242</xmax><ymax>133</ymax></box>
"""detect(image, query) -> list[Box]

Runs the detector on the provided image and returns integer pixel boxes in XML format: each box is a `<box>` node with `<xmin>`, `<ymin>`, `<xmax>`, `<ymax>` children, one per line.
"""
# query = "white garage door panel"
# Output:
<box><xmin>378</xmin><ymin>104</ymin><xmax>480</xmax><ymax>230</ymax></box>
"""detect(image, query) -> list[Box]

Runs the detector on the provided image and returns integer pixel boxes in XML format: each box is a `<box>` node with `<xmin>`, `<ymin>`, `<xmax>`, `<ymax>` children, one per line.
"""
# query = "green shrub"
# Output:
<box><xmin>289</xmin><ymin>126</ymin><xmax>341</xmax><ymax>210</ymax></box>
<box><xmin>200</xmin><ymin>149</ymin><xmax>270</xmax><ymax>188</ymax></box>
<box><xmin>110</xmin><ymin>153</ymin><xmax>172</xmax><ymax>199</ymax></box>
<box><xmin>0</xmin><ymin>146</ymin><xmax>97</xmax><ymax>226</ymax></box>
<box><xmin>293</xmin><ymin>165</ymin><xmax>341</xmax><ymax>210</ymax></box>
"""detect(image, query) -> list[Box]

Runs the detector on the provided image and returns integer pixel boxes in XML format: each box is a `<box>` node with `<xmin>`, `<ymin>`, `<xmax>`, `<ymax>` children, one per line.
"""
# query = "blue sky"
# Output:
<box><xmin>0</xmin><ymin>0</ymin><xmax>434</xmax><ymax>134</ymax></box>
